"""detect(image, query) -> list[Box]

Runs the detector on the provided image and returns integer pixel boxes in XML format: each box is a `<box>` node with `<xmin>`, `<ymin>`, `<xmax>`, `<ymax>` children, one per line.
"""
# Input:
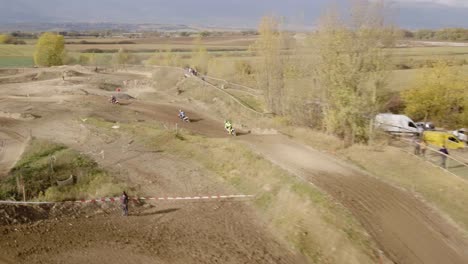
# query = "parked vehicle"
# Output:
<box><xmin>453</xmin><ymin>128</ymin><xmax>467</xmax><ymax>142</ymax></box>
<box><xmin>374</xmin><ymin>114</ymin><xmax>422</xmax><ymax>134</ymax></box>
<box><xmin>415</xmin><ymin>122</ymin><xmax>435</xmax><ymax>131</ymax></box>
<box><xmin>423</xmin><ymin>131</ymin><xmax>465</xmax><ymax>149</ymax></box>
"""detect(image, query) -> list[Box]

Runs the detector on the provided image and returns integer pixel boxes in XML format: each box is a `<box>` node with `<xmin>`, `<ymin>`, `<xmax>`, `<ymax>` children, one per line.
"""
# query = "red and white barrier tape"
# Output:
<box><xmin>78</xmin><ymin>194</ymin><xmax>254</xmax><ymax>203</ymax></box>
<box><xmin>0</xmin><ymin>194</ymin><xmax>255</xmax><ymax>205</ymax></box>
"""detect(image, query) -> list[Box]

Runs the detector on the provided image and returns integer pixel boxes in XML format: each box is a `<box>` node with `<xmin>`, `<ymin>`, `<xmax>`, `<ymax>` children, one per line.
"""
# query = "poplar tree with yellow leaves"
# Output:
<box><xmin>402</xmin><ymin>61</ymin><xmax>468</xmax><ymax>128</ymax></box>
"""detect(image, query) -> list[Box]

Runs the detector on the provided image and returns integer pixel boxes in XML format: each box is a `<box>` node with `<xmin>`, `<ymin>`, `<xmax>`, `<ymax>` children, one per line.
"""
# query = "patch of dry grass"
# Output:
<box><xmin>278</xmin><ymin>126</ymin><xmax>344</xmax><ymax>153</ymax></box>
<box><xmin>280</xmin><ymin>124</ymin><xmax>468</xmax><ymax>233</ymax></box>
<box><xmin>340</xmin><ymin>144</ymin><xmax>468</xmax><ymax>232</ymax></box>
<box><xmin>0</xmin><ymin>139</ymin><xmax>124</xmax><ymax>202</ymax></box>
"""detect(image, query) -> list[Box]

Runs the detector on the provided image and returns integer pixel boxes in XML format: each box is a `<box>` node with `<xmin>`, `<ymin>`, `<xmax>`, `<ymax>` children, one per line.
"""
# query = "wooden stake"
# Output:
<box><xmin>22</xmin><ymin>185</ymin><xmax>26</xmax><ymax>202</ymax></box>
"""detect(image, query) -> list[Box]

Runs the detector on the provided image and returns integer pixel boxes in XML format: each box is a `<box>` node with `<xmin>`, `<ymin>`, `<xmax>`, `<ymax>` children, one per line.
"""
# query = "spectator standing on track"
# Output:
<box><xmin>420</xmin><ymin>139</ymin><xmax>427</xmax><ymax>157</ymax></box>
<box><xmin>121</xmin><ymin>191</ymin><xmax>129</xmax><ymax>216</ymax></box>
<box><xmin>414</xmin><ymin>137</ymin><xmax>421</xmax><ymax>155</ymax></box>
<box><xmin>439</xmin><ymin>146</ymin><xmax>449</xmax><ymax>169</ymax></box>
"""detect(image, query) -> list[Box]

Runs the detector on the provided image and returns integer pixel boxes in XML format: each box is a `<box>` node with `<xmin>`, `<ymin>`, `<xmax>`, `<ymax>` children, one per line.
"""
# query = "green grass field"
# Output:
<box><xmin>0</xmin><ymin>45</ymin><xmax>34</xmax><ymax>56</ymax></box>
<box><xmin>0</xmin><ymin>56</ymin><xmax>34</xmax><ymax>67</ymax></box>
<box><xmin>388</xmin><ymin>65</ymin><xmax>468</xmax><ymax>91</ymax></box>
<box><xmin>2</xmin><ymin>41</ymin><xmax>468</xmax><ymax>92</ymax></box>
<box><xmin>392</xmin><ymin>46</ymin><xmax>468</xmax><ymax>57</ymax></box>
<box><xmin>0</xmin><ymin>44</ymin><xmax>35</xmax><ymax>67</ymax></box>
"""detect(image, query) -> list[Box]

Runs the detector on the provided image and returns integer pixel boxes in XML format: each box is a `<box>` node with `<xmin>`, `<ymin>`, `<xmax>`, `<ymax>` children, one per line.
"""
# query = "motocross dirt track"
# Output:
<box><xmin>1</xmin><ymin>67</ymin><xmax>468</xmax><ymax>264</ymax></box>
<box><xmin>0</xmin><ymin>68</ymin><xmax>306</xmax><ymax>264</ymax></box>
<box><xmin>244</xmin><ymin>136</ymin><xmax>468</xmax><ymax>264</ymax></box>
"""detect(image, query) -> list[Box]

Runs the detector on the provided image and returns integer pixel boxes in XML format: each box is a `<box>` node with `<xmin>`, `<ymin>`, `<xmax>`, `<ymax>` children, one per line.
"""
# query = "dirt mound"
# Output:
<box><xmin>53</xmin><ymin>65</ymin><xmax>94</xmax><ymax>74</ymax></box>
<box><xmin>0</xmin><ymin>111</ymin><xmax>39</xmax><ymax>120</ymax></box>
<box><xmin>34</xmin><ymin>71</ymin><xmax>62</xmax><ymax>81</ymax></box>
<box><xmin>96</xmin><ymin>81</ymin><xmax>120</xmax><ymax>91</ymax></box>
<box><xmin>0</xmin><ymin>69</ymin><xmax>21</xmax><ymax>76</ymax></box>
<box><xmin>0</xmin><ymin>71</ymin><xmax>62</xmax><ymax>84</ymax></box>
<box><xmin>0</xmin><ymin>203</ymin><xmax>102</xmax><ymax>226</ymax></box>
<box><xmin>251</xmin><ymin>128</ymin><xmax>278</xmax><ymax>135</ymax></box>
<box><xmin>0</xmin><ymin>130</ymin><xmax>28</xmax><ymax>178</ymax></box>
<box><xmin>152</xmin><ymin>67</ymin><xmax>185</xmax><ymax>91</ymax></box>
<box><xmin>0</xmin><ymin>73</ymin><xmax>39</xmax><ymax>84</ymax></box>
<box><xmin>0</xmin><ymin>67</ymin><xmax>91</xmax><ymax>85</ymax></box>
<box><xmin>64</xmin><ymin>70</ymin><xmax>88</xmax><ymax>77</ymax></box>
<box><xmin>0</xmin><ymin>204</ymin><xmax>52</xmax><ymax>225</ymax></box>
<box><xmin>116</xmin><ymin>93</ymin><xmax>135</xmax><ymax>100</ymax></box>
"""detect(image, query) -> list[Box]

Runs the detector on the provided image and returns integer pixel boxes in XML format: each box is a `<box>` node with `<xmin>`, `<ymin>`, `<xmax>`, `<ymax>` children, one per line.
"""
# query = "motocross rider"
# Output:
<box><xmin>179</xmin><ymin>109</ymin><xmax>186</xmax><ymax>119</ymax></box>
<box><xmin>224</xmin><ymin>120</ymin><xmax>232</xmax><ymax>132</ymax></box>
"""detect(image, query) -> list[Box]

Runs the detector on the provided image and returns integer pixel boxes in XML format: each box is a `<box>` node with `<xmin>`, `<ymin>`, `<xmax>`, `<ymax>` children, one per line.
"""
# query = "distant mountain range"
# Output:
<box><xmin>0</xmin><ymin>0</ymin><xmax>467</xmax><ymax>31</ymax></box>
<box><xmin>0</xmin><ymin>23</ymin><xmax>210</xmax><ymax>33</ymax></box>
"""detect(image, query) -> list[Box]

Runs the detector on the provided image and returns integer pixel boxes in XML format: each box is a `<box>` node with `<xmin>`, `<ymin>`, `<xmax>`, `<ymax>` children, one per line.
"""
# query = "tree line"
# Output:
<box><xmin>402</xmin><ymin>28</ymin><xmax>468</xmax><ymax>41</ymax></box>
<box><xmin>249</xmin><ymin>3</ymin><xmax>467</xmax><ymax>145</ymax></box>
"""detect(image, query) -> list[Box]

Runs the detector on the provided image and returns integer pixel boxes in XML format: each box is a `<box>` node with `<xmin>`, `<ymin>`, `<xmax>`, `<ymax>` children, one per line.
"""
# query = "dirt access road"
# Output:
<box><xmin>244</xmin><ymin>135</ymin><xmax>468</xmax><ymax>264</ymax></box>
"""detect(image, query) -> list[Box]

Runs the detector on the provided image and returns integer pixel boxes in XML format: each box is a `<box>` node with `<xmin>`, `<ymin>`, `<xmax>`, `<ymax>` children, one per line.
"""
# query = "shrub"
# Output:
<box><xmin>234</xmin><ymin>60</ymin><xmax>254</xmax><ymax>75</ymax></box>
<box><xmin>34</xmin><ymin>32</ymin><xmax>65</xmax><ymax>66</ymax></box>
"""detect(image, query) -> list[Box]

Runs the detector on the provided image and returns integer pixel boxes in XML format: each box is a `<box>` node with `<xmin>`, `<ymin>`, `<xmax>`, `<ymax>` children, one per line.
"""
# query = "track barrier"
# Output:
<box><xmin>397</xmin><ymin>137</ymin><xmax>468</xmax><ymax>181</ymax></box>
<box><xmin>0</xmin><ymin>194</ymin><xmax>255</xmax><ymax>205</ymax></box>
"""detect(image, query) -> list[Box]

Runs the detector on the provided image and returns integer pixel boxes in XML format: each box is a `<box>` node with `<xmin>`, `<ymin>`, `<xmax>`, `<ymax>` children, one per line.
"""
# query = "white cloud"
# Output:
<box><xmin>392</xmin><ymin>0</ymin><xmax>468</xmax><ymax>8</ymax></box>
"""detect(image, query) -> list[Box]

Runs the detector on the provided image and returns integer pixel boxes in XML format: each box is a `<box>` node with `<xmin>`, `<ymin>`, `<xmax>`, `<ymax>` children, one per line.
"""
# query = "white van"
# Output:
<box><xmin>375</xmin><ymin>114</ymin><xmax>421</xmax><ymax>134</ymax></box>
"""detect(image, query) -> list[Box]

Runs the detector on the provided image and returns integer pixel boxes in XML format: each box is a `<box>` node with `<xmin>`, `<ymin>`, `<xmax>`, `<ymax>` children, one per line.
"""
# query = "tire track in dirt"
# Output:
<box><xmin>0</xmin><ymin>94</ymin><xmax>305</xmax><ymax>263</ymax></box>
<box><xmin>76</xmin><ymin>97</ymin><xmax>468</xmax><ymax>264</ymax></box>
<box><xmin>0</xmin><ymin>126</ymin><xmax>29</xmax><ymax>178</ymax></box>
<box><xmin>243</xmin><ymin>135</ymin><xmax>468</xmax><ymax>264</ymax></box>
<box><xmin>4</xmin><ymin>68</ymin><xmax>468</xmax><ymax>263</ymax></box>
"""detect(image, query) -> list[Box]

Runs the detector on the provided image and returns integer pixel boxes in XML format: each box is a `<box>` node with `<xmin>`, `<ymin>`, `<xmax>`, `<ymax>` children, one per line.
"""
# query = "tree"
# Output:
<box><xmin>113</xmin><ymin>48</ymin><xmax>130</xmax><ymax>67</ymax></box>
<box><xmin>191</xmin><ymin>36</ymin><xmax>210</xmax><ymax>74</ymax></box>
<box><xmin>79</xmin><ymin>54</ymin><xmax>91</xmax><ymax>65</ymax></box>
<box><xmin>311</xmin><ymin>0</ymin><xmax>395</xmax><ymax>145</ymax></box>
<box><xmin>0</xmin><ymin>34</ymin><xmax>13</xmax><ymax>44</ymax></box>
<box><xmin>34</xmin><ymin>33</ymin><xmax>65</xmax><ymax>67</ymax></box>
<box><xmin>200</xmin><ymin>31</ymin><xmax>211</xmax><ymax>37</ymax></box>
<box><xmin>402</xmin><ymin>61</ymin><xmax>468</xmax><ymax>128</ymax></box>
<box><xmin>252</xmin><ymin>16</ymin><xmax>285</xmax><ymax>115</ymax></box>
<box><xmin>147</xmin><ymin>47</ymin><xmax>182</xmax><ymax>67</ymax></box>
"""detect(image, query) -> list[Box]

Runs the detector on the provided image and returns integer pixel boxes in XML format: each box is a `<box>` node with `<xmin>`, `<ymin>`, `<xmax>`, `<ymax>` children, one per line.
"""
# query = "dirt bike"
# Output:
<box><xmin>179</xmin><ymin>114</ymin><xmax>190</xmax><ymax>123</ymax></box>
<box><xmin>226</xmin><ymin>126</ymin><xmax>237</xmax><ymax>136</ymax></box>
<box><xmin>109</xmin><ymin>97</ymin><xmax>119</xmax><ymax>104</ymax></box>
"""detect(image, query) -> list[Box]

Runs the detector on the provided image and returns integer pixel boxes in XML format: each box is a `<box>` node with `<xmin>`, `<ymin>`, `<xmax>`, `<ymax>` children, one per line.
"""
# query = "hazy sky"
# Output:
<box><xmin>394</xmin><ymin>0</ymin><xmax>468</xmax><ymax>7</ymax></box>
<box><xmin>0</xmin><ymin>0</ymin><xmax>467</xmax><ymax>29</ymax></box>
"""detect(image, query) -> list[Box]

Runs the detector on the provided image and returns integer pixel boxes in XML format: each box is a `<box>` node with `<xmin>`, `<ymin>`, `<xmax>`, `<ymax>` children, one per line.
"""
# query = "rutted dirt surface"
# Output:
<box><xmin>0</xmin><ymin>68</ymin><xmax>305</xmax><ymax>264</ymax></box>
<box><xmin>0</xmin><ymin>202</ymin><xmax>303</xmax><ymax>264</ymax></box>
<box><xmin>244</xmin><ymin>135</ymin><xmax>468</xmax><ymax>264</ymax></box>
<box><xmin>0</xmin><ymin>125</ymin><xmax>28</xmax><ymax>177</ymax></box>
<box><xmin>1</xmin><ymin>67</ymin><xmax>468</xmax><ymax>263</ymax></box>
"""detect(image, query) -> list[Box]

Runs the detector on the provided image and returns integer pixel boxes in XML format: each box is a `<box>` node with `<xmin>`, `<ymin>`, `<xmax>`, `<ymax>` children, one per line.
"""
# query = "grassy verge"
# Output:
<box><xmin>86</xmin><ymin>117</ymin><xmax>381</xmax><ymax>264</ymax></box>
<box><xmin>340</xmin><ymin>144</ymin><xmax>468</xmax><ymax>232</ymax></box>
<box><xmin>0</xmin><ymin>139</ymin><xmax>124</xmax><ymax>202</ymax></box>
<box><xmin>280</xmin><ymin>125</ymin><xmax>468</xmax><ymax>233</ymax></box>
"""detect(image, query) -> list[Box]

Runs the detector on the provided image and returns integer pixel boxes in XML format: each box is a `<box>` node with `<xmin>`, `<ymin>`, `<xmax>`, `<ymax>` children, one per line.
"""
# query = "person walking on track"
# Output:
<box><xmin>439</xmin><ymin>146</ymin><xmax>449</xmax><ymax>169</ymax></box>
<box><xmin>121</xmin><ymin>191</ymin><xmax>129</xmax><ymax>216</ymax></box>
